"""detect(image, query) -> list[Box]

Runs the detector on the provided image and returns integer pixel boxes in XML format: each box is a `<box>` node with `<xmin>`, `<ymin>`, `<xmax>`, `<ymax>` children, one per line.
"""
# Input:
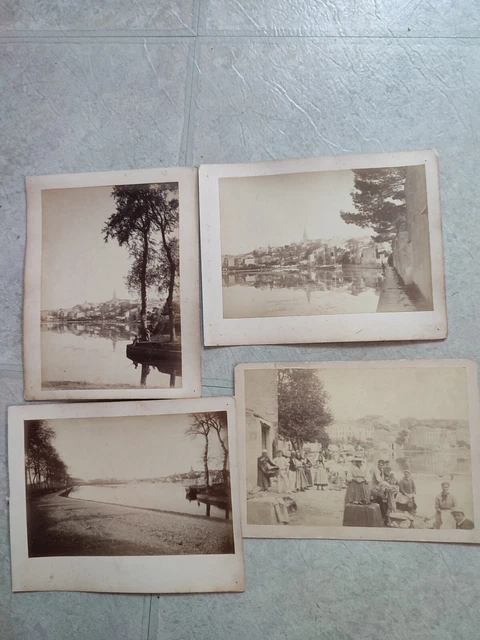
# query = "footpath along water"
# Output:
<box><xmin>71</xmin><ymin>482</ymin><xmax>230</xmax><ymax>520</ymax></box>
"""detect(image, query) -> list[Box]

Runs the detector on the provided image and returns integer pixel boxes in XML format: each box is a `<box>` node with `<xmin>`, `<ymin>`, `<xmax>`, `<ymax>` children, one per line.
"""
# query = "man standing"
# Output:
<box><xmin>273</xmin><ymin>449</ymin><xmax>290</xmax><ymax>494</ymax></box>
<box><xmin>370</xmin><ymin>459</ymin><xmax>389</xmax><ymax>524</ymax></box>
<box><xmin>434</xmin><ymin>482</ymin><xmax>457</xmax><ymax>529</ymax></box>
<box><xmin>451</xmin><ymin>508</ymin><xmax>475</xmax><ymax>530</ymax></box>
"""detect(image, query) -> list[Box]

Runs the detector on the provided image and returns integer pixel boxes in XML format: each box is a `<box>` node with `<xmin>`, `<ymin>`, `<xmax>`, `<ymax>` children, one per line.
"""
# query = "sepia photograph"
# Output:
<box><xmin>199</xmin><ymin>151</ymin><xmax>446</xmax><ymax>345</ymax></box>
<box><xmin>235</xmin><ymin>361</ymin><xmax>480</xmax><ymax>543</ymax></box>
<box><xmin>8</xmin><ymin>398</ymin><xmax>244</xmax><ymax>593</ymax></box>
<box><xmin>24</xmin><ymin>167</ymin><xmax>201</xmax><ymax>400</ymax></box>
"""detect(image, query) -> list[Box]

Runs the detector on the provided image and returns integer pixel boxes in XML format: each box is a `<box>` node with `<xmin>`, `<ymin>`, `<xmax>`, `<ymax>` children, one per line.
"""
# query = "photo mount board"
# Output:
<box><xmin>8</xmin><ymin>397</ymin><xmax>245</xmax><ymax>593</ymax></box>
<box><xmin>199</xmin><ymin>150</ymin><xmax>447</xmax><ymax>346</ymax></box>
<box><xmin>23</xmin><ymin>166</ymin><xmax>201</xmax><ymax>400</ymax></box>
<box><xmin>235</xmin><ymin>360</ymin><xmax>480</xmax><ymax>544</ymax></box>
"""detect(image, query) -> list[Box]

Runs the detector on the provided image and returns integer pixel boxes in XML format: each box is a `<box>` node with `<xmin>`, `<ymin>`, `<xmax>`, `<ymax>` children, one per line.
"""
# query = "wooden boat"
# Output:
<box><xmin>126</xmin><ymin>340</ymin><xmax>181</xmax><ymax>363</ymax></box>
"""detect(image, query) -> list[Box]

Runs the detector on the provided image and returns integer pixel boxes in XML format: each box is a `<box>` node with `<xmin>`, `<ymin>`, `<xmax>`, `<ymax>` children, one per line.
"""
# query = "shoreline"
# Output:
<box><xmin>27</xmin><ymin>493</ymin><xmax>234</xmax><ymax>557</ymax></box>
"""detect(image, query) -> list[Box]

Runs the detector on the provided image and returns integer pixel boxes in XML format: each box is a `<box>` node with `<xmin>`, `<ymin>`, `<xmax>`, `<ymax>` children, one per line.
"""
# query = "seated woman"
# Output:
<box><xmin>344</xmin><ymin>458</ymin><xmax>370</xmax><ymax>505</ymax></box>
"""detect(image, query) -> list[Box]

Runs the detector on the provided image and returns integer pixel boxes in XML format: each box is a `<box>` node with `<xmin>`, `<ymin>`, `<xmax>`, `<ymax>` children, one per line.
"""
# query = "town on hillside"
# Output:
<box><xmin>223</xmin><ymin>230</ymin><xmax>391</xmax><ymax>272</ymax></box>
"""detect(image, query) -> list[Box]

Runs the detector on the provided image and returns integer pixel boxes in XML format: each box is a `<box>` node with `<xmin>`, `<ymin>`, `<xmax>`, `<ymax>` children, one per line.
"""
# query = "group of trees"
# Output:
<box><xmin>340</xmin><ymin>167</ymin><xmax>408</xmax><ymax>243</ymax></box>
<box><xmin>185</xmin><ymin>412</ymin><xmax>229</xmax><ymax>491</ymax></box>
<box><xmin>278</xmin><ymin>369</ymin><xmax>333</xmax><ymax>451</ymax></box>
<box><xmin>25</xmin><ymin>421</ymin><xmax>71</xmax><ymax>493</ymax></box>
<box><xmin>103</xmin><ymin>183</ymin><xmax>180</xmax><ymax>342</ymax></box>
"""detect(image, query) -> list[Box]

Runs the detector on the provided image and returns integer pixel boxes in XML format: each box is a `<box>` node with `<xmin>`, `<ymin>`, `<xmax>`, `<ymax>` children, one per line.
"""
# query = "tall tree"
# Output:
<box><xmin>197</xmin><ymin>412</ymin><xmax>229</xmax><ymax>488</ymax></box>
<box><xmin>278</xmin><ymin>369</ymin><xmax>333</xmax><ymax>451</ymax></box>
<box><xmin>25</xmin><ymin>420</ymin><xmax>70</xmax><ymax>492</ymax></box>
<box><xmin>103</xmin><ymin>183</ymin><xmax>179</xmax><ymax>341</ymax></box>
<box><xmin>340</xmin><ymin>167</ymin><xmax>407</xmax><ymax>243</ymax></box>
<box><xmin>186</xmin><ymin>413</ymin><xmax>212</xmax><ymax>489</ymax></box>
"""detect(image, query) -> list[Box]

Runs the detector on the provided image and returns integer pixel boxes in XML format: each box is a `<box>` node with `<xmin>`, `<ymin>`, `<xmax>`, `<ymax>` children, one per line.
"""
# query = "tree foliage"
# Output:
<box><xmin>340</xmin><ymin>167</ymin><xmax>407</xmax><ymax>243</ymax></box>
<box><xmin>278</xmin><ymin>369</ymin><xmax>333</xmax><ymax>450</ymax></box>
<box><xmin>186</xmin><ymin>412</ymin><xmax>229</xmax><ymax>490</ymax></box>
<box><xmin>103</xmin><ymin>183</ymin><xmax>179</xmax><ymax>341</ymax></box>
<box><xmin>25</xmin><ymin>420</ymin><xmax>70</xmax><ymax>493</ymax></box>
<box><xmin>395</xmin><ymin>429</ymin><xmax>409</xmax><ymax>446</ymax></box>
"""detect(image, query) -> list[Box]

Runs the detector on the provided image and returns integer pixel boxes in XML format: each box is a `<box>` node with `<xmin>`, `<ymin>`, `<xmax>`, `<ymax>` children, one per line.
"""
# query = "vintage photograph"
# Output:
<box><xmin>24</xmin><ymin>168</ymin><xmax>201</xmax><ymax>400</ymax></box>
<box><xmin>199</xmin><ymin>151</ymin><xmax>446</xmax><ymax>345</ymax></box>
<box><xmin>9</xmin><ymin>399</ymin><xmax>244</xmax><ymax>593</ymax></box>
<box><xmin>221</xmin><ymin>165</ymin><xmax>432</xmax><ymax>318</ymax></box>
<box><xmin>236</xmin><ymin>361</ymin><xmax>480</xmax><ymax>543</ymax></box>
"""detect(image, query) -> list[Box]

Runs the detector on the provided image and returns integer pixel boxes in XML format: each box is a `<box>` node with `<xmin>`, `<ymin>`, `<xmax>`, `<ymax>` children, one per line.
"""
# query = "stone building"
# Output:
<box><xmin>245</xmin><ymin>369</ymin><xmax>279</xmax><ymax>492</ymax></box>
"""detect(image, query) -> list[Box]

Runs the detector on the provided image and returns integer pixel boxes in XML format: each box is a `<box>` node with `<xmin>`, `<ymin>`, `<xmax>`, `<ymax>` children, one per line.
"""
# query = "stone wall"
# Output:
<box><xmin>245</xmin><ymin>369</ymin><xmax>278</xmax><ymax>492</ymax></box>
<box><xmin>392</xmin><ymin>165</ymin><xmax>433</xmax><ymax>307</ymax></box>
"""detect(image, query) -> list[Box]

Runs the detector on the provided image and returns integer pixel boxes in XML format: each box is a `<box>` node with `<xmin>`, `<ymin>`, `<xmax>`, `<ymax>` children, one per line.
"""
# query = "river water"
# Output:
<box><xmin>70</xmin><ymin>482</ymin><xmax>230</xmax><ymax>519</ymax></box>
<box><xmin>222</xmin><ymin>266</ymin><xmax>385</xmax><ymax>318</ymax></box>
<box><xmin>41</xmin><ymin>324</ymin><xmax>182</xmax><ymax>389</ymax></box>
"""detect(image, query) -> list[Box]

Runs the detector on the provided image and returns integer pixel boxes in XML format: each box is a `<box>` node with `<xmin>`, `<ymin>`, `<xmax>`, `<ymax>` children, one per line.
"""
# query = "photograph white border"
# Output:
<box><xmin>199</xmin><ymin>150</ymin><xmax>447</xmax><ymax>346</ymax></box>
<box><xmin>235</xmin><ymin>360</ymin><xmax>480</xmax><ymax>543</ymax></box>
<box><xmin>24</xmin><ymin>166</ymin><xmax>201</xmax><ymax>400</ymax></box>
<box><xmin>8</xmin><ymin>397</ymin><xmax>245</xmax><ymax>593</ymax></box>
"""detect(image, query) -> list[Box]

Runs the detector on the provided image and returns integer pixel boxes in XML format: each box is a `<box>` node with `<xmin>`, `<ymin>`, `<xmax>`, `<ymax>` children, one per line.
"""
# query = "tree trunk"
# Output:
<box><xmin>139</xmin><ymin>230</ymin><xmax>149</xmax><ymax>340</ymax></box>
<box><xmin>167</xmin><ymin>263</ymin><xmax>176</xmax><ymax>343</ymax></box>
<box><xmin>204</xmin><ymin>436</ymin><xmax>210</xmax><ymax>490</ymax></box>
<box><xmin>157</xmin><ymin>218</ymin><xmax>176</xmax><ymax>343</ymax></box>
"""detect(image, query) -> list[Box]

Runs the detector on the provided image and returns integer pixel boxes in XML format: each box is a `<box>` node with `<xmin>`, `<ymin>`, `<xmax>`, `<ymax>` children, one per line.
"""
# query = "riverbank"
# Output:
<box><xmin>27</xmin><ymin>493</ymin><xmax>234</xmax><ymax>557</ymax></box>
<box><xmin>272</xmin><ymin>473</ymin><xmax>473</xmax><ymax>528</ymax></box>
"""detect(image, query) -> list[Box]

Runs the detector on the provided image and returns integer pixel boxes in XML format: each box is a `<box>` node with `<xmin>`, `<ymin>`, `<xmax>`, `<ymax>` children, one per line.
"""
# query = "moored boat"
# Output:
<box><xmin>126</xmin><ymin>340</ymin><xmax>181</xmax><ymax>363</ymax></box>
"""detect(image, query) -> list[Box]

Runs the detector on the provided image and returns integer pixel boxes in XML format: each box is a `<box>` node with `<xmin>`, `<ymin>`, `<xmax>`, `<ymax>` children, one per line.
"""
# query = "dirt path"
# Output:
<box><xmin>27</xmin><ymin>493</ymin><xmax>234</xmax><ymax>557</ymax></box>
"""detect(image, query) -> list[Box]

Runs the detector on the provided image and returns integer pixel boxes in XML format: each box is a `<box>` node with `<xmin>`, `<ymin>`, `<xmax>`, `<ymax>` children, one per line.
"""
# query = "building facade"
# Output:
<box><xmin>326</xmin><ymin>422</ymin><xmax>375</xmax><ymax>442</ymax></box>
<box><xmin>245</xmin><ymin>369</ymin><xmax>279</xmax><ymax>492</ymax></box>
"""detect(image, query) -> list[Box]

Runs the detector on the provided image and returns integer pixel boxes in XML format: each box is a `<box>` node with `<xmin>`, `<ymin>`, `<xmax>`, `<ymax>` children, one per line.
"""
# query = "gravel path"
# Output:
<box><xmin>27</xmin><ymin>493</ymin><xmax>234</xmax><ymax>557</ymax></box>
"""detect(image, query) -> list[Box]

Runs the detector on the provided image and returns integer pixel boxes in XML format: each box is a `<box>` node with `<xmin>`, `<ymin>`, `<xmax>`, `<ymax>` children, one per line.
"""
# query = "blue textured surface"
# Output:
<box><xmin>1</xmin><ymin>2</ymin><xmax>480</xmax><ymax>638</ymax></box>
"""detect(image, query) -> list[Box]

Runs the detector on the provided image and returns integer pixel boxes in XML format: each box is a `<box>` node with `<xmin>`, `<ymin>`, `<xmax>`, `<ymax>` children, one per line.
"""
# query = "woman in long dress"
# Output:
<box><xmin>396</xmin><ymin>470</ymin><xmax>417</xmax><ymax>513</ymax></box>
<box><xmin>293</xmin><ymin>453</ymin><xmax>308</xmax><ymax>492</ymax></box>
<box><xmin>303</xmin><ymin>455</ymin><xmax>313</xmax><ymax>488</ymax></box>
<box><xmin>257</xmin><ymin>450</ymin><xmax>278</xmax><ymax>491</ymax></box>
<box><xmin>313</xmin><ymin>456</ymin><xmax>329</xmax><ymax>490</ymax></box>
<box><xmin>344</xmin><ymin>458</ymin><xmax>370</xmax><ymax>504</ymax></box>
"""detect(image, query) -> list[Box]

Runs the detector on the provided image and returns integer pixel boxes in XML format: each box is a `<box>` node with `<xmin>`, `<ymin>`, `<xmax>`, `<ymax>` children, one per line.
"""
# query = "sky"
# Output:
<box><xmin>219</xmin><ymin>169</ymin><xmax>374</xmax><ymax>256</ymax></box>
<box><xmin>46</xmin><ymin>413</ymin><xmax>226</xmax><ymax>481</ymax></box>
<box><xmin>41</xmin><ymin>185</ymin><xmax>178</xmax><ymax>310</ymax></box>
<box><xmin>315</xmin><ymin>367</ymin><xmax>469</xmax><ymax>423</ymax></box>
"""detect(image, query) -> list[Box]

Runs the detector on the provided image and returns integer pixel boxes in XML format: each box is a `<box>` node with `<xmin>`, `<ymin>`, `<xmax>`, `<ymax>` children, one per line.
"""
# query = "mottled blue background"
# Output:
<box><xmin>1</xmin><ymin>2</ymin><xmax>480</xmax><ymax>638</ymax></box>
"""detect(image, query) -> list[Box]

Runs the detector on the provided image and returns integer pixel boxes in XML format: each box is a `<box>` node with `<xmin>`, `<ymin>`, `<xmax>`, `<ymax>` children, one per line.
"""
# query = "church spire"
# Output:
<box><xmin>112</xmin><ymin>289</ymin><xmax>118</xmax><ymax>302</ymax></box>
<box><xmin>303</xmin><ymin>227</ymin><xmax>308</xmax><ymax>244</ymax></box>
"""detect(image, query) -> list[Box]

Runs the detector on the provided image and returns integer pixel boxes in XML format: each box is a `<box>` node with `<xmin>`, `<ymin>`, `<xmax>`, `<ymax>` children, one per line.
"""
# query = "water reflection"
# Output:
<box><xmin>41</xmin><ymin>322</ymin><xmax>182</xmax><ymax>389</ymax></box>
<box><xmin>394</xmin><ymin>451</ymin><xmax>471</xmax><ymax>476</ymax></box>
<box><xmin>222</xmin><ymin>265</ymin><xmax>385</xmax><ymax>318</ymax></box>
<box><xmin>132</xmin><ymin>361</ymin><xmax>180</xmax><ymax>389</ymax></box>
<box><xmin>185</xmin><ymin>492</ymin><xmax>231</xmax><ymax>520</ymax></box>
<box><xmin>223</xmin><ymin>266</ymin><xmax>385</xmax><ymax>297</ymax></box>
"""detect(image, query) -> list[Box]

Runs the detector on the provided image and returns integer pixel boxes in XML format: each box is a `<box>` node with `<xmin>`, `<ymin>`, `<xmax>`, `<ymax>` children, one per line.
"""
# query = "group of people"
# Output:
<box><xmin>257</xmin><ymin>449</ymin><xmax>329</xmax><ymax>494</ymax></box>
<box><xmin>345</xmin><ymin>458</ymin><xmax>474</xmax><ymax>529</ymax></box>
<box><xmin>257</xmin><ymin>448</ymin><xmax>474</xmax><ymax>530</ymax></box>
<box><xmin>345</xmin><ymin>458</ymin><xmax>416</xmax><ymax>526</ymax></box>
